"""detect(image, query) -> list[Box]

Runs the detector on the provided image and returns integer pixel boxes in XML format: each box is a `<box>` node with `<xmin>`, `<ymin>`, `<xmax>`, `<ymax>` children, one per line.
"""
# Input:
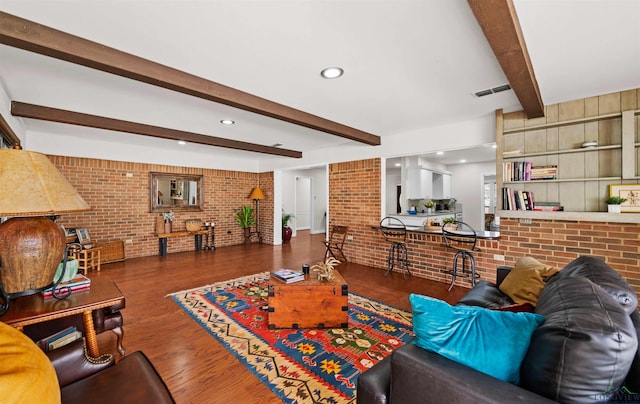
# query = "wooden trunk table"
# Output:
<box><xmin>268</xmin><ymin>270</ymin><xmax>348</xmax><ymax>329</ymax></box>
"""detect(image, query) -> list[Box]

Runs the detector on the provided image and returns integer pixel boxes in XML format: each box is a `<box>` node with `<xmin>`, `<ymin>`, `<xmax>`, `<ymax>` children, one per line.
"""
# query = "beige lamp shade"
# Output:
<box><xmin>249</xmin><ymin>187</ymin><xmax>265</xmax><ymax>200</ymax></box>
<box><xmin>0</xmin><ymin>149</ymin><xmax>90</xmax><ymax>215</ymax></box>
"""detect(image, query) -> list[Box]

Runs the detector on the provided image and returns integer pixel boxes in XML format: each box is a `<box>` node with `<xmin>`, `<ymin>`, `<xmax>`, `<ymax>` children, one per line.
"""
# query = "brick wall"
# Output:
<box><xmin>49</xmin><ymin>155</ymin><xmax>270</xmax><ymax>258</ymax></box>
<box><xmin>327</xmin><ymin>158</ymin><xmax>639</xmax><ymax>295</ymax></box>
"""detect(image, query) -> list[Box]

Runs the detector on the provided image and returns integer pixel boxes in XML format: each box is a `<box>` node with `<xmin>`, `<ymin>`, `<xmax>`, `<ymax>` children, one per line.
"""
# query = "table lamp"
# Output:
<box><xmin>249</xmin><ymin>186</ymin><xmax>265</xmax><ymax>243</ymax></box>
<box><xmin>0</xmin><ymin>146</ymin><xmax>90</xmax><ymax>314</ymax></box>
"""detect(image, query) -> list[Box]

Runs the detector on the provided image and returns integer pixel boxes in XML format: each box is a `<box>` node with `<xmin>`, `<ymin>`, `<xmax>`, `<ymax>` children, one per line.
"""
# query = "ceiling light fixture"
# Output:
<box><xmin>320</xmin><ymin>67</ymin><xmax>344</xmax><ymax>79</ymax></box>
<box><xmin>220</xmin><ymin>119</ymin><xmax>235</xmax><ymax>125</ymax></box>
<box><xmin>460</xmin><ymin>159</ymin><xmax>467</xmax><ymax>163</ymax></box>
<box><xmin>178</xmin><ymin>141</ymin><xmax>186</xmax><ymax>145</ymax></box>
<box><xmin>436</xmin><ymin>151</ymin><xmax>444</xmax><ymax>155</ymax></box>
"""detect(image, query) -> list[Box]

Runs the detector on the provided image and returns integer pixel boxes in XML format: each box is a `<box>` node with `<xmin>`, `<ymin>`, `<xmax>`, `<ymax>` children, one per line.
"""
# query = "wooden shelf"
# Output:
<box><xmin>497</xmin><ymin>209</ymin><xmax>640</xmax><ymax>224</ymax></box>
<box><xmin>504</xmin><ymin>176</ymin><xmax>622</xmax><ymax>184</ymax></box>
<box><xmin>503</xmin><ymin>112</ymin><xmax>622</xmax><ymax>134</ymax></box>
<box><xmin>502</xmin><ymin>144</ymin><xmax>621</xmax><ymax>159</ymax></box>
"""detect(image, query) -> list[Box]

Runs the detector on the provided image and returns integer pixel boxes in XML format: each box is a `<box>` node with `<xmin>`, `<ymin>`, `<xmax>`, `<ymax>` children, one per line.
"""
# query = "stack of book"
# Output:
<box><xmin>36</xmin><ymin>326</ymin><xmax>82</xmax><ymax>352</ymax></box>
<box><xmin>43</xmin><ymin>273</ymin><xmax>91</xmax><ymax>298</ymax></box>
<box><xmin>533</xmin><ymin>202</ymin><xmax>564</xmax><ymax>212</ymax></box>
<box><xmin>271</xmin><ymin>269</ymin><xmax>305</xmax><ymax>284</ymax></box>
<box><xmin>530</xmin><ymin>165</ymin><xmax>558</xmax><ymax>181</ymax></box>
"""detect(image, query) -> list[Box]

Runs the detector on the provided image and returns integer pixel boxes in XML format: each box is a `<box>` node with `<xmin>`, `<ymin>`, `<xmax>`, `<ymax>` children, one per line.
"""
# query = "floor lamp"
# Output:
<box><xmin>249</xmin><ymin>187</ymin><xmax>265</xmax><ymax>243</ymax></box>
<box><xmin>0</xmin><ymin>146</ymin><xmax>90</xmax><ymax>315</ymax></box>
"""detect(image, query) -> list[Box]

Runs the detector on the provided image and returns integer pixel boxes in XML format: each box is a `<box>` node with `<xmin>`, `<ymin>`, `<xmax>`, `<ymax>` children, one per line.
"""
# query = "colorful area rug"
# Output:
<box><xmin>169</xmin><ymin>272</ymin><xmax>413</xmax><ymax>403</ymax></box>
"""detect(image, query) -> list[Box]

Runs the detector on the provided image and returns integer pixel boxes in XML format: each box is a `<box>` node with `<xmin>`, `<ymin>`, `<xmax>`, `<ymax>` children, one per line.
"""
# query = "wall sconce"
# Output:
<box><xmin>0</xmin><ymin>147</ymin><xmax>90</xmax><ymax>314</ymax></box>
<box><xmin>249</xmin><ymin>187</ymin><xmax>265</xmax><ymax>243</ymax></box>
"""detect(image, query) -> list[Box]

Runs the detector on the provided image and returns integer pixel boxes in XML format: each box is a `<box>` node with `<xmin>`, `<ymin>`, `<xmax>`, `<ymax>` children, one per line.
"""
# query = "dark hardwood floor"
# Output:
<box><xmin>93</xmin><ymin>230</ymin><xmax>467</xmax><ymax>403</ymax></box>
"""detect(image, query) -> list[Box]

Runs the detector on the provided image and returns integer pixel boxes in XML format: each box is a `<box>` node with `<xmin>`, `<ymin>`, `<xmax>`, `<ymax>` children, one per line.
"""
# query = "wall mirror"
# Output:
<box><xmin>150</xmin><ymin>172</ymin><xmax>203</xmax><ymax>212</ymax></box>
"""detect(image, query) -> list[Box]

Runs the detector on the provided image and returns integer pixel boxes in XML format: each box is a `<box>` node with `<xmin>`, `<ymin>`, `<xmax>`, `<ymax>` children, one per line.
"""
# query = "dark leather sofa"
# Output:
<box><xmin>357</xmin><ymin>256</ymin><xmax>640</xmax><ymax>403</ymax></box>
<box><xmin>47</xmin><ymin>338</ymin><xmax>174</xmax><ymax>403</ymax></box>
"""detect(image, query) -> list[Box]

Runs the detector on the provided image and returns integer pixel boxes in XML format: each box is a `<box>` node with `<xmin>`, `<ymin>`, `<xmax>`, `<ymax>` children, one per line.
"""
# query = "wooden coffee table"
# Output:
<box><xmin>2</xmin><ymin>277</ymin><xmax>125</xmax><ymax>357</ymax></box>
<box><xmin>267</xmin><ymin>270</ymin><xmax>348</xmax><ymax>329</ymax></box>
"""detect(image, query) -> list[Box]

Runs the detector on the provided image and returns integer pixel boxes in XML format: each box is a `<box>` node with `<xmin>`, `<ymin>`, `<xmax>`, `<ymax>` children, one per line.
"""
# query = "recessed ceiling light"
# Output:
<box><xmin>460</xmin><ymin>159</ymin><xmax>467</xmax><ymax>163</ymax></box>
<box><xmin>178</xmin><ymin>140</ymin><xmax>186</xmax><ymax>145</ymax></box>
<box><xmin>220</xmin><ymin>119</ymin><xmax>235</xmax><ymax>125</ymax></box>
<box><xmin>320</xmin><ymin>67</ymin><xmax>344</xmax><ymax>79</ymax></box>
<box><xmin>395</xmin><ymin>163</ymin><xmax>401</xmax><ymax>167</ymax></box>
<box><xmin>436</xmin><ymin>151</ymin><xmax>444</xmax><ymax>155</ymax></box>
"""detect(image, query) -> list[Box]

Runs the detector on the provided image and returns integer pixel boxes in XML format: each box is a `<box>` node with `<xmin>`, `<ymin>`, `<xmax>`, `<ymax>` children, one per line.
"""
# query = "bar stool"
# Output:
<box><xmin>380</xmin><ymin>217</ymin><xmax>411</xmax><ymax>279</ymax></box>
<box><xmin>442</xmin><ymin>220</ymin><xmax>479</xmax><ymax>291</ymax></box>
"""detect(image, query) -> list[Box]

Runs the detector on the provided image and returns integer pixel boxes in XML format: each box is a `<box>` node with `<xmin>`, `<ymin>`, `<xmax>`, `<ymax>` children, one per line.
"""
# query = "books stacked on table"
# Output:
<box><xmin>36</xmin><ymin>326</ymin><xmax>82</xmax><ymax>352</ymax></box>
<box><xmin>43</xmin><ymin>274</ymin><xmax>91</xmax><ymax>298</ymax></box>
<box><xmin>271</xmin><ymin>269</ymin><xmax>305</xmax><ymax>284</ymax></box>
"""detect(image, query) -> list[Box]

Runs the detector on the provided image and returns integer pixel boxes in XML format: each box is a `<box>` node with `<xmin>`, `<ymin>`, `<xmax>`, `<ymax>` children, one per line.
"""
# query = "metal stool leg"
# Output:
<box><xmin>398</xmin><ymin>242</ymin><xmax>410</xmax><ymax>279</ymax></box>
<box><xmin>448</xmin><ymin>250</ymin><xmax>461</xmax><ymax>291</ymax></box>
<box><xmin>384</xmin><ymin>243</ymin><xmax>396</xmax><ymax>277</ymax></box>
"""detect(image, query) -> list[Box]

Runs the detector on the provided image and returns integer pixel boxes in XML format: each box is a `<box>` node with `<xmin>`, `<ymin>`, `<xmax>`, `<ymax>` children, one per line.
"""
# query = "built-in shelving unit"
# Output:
<box><xmin>496</xmin><ymin>89</ymin><xmax>640</xmax><ymax>222</ymax></box>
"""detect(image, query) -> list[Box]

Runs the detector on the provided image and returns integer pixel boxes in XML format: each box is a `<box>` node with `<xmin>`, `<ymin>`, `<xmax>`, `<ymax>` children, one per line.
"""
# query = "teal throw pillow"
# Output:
<box><xmin>410</xmin><ymin>294</ymin><xmax>544</xmax><ymax>383</ymax></box>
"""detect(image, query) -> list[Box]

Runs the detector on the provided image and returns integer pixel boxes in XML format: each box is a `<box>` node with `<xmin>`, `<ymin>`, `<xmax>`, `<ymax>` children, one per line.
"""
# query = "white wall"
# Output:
<box><xmin>448</xmin><ymin>161</ymin><xmax>496</xmax><ymax>230</ymax></box>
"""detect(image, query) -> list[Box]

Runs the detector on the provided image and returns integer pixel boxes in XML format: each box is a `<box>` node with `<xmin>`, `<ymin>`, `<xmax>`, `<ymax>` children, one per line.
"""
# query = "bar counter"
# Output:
<box><xmin>402</xmin><ymin>225</ymin><xmax>500</xmax><ymax>240</ymax></box>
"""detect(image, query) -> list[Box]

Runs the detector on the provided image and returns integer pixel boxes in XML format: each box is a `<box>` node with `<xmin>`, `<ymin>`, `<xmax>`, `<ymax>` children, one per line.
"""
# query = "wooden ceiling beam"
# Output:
<box><xmin>11</xmin><ymin>102</ymin><xmax>302</xmax><ymax>158</ymax></box>
<box><xmin>0</xmin><ymin>11</ymin><xmax>380</xmax><ymax>146</ymax></box>
<box><xmin>468</xmin><ymin>0</ymin><xmax>544</xmax><ymax>118</ymax></box>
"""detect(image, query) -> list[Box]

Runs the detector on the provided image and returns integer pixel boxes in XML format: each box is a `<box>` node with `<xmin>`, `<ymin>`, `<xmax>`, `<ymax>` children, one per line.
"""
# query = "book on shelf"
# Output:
<box><xmin>503</xmin><ymin>162</ymin><xmax>557</xmax><ymax>181</ymax></box>
<box><xmin>271</xmin><ymin>269</ymin><xmax>305</xmax><ymax>284</ymax></box>
<box><xmin>48</xmin><ymin>330</ymin><xmax>82</xmax><ymax>351</ymax></box>
<box><xmin>36</xmin><ymin>326</ymin><xmax>82</xmax><ymax>352</ymax></box>
<box><xmin>42</xmin><ymin>273</ymin><xmax>91</xmax><ymax>298</ymax></box>
<box><xmin>533</xmin><ymin>202</ymin><xmax>564</xmax><ymax>212</ymax></box>
<box><xmin>502</xmin><ymin>188</ymin><xmax>535</xmax><ymax>211</ymax></box>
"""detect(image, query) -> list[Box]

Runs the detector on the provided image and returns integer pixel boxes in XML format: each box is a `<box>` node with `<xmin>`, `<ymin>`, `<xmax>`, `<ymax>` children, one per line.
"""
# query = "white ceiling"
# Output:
<box><xmin>1</xmin><ymin>0</ymin><xmax>639</xmax><ymax>166</ymax></box>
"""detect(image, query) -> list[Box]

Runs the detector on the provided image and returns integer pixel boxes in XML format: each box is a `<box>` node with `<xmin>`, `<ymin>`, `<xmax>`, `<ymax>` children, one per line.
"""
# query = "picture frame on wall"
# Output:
<box><xmin>609</xmin><ymin>184</ymin><xmax>640</xmax><ymax>213</ymax></box>
<box><xmin>76</xmin><ymin>228</ymin><xmax>91</xmax><ymax>244</ymax></box>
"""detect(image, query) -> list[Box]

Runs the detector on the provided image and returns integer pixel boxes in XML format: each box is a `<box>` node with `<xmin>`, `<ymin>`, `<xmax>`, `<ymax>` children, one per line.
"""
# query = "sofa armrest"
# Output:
<box><xmin>389</xmin><ymin>344</ymin><xmax>555</xmax><ymax>404</ymax></box>
<box><xmin>46</xmin><ymin>339</ymin><xmax>115</xmax><ymax>387</ymax></box>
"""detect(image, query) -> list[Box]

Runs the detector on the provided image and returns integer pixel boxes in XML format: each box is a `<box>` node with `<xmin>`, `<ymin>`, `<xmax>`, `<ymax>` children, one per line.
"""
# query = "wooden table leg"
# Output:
<box><xmin>83</xmin><ymin>310</ymin><xmax>100</xmax><ymax>357</ymax></box>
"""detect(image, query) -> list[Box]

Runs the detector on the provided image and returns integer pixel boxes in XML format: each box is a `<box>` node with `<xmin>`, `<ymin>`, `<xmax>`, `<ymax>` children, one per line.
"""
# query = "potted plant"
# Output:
<box><xmin>234</xmin><ymin>205</ymin><xmax>255</xmax><ymax>245</ymax></box>
<box><xmin>424</xmin><ymin>200</ymin><xmax>434</xmax><ymax>214</ymax></box>
<box><xmin>442</xmin><ymin>216</ymin><xmax>458</xmax><ymax>230</ymax></box>
<box><xmin>282</xmin><ymin>212</ymin><xmax>294</xmax><ymax>243</ymax></box>
<box><xmin>606</xmin><ymin>196</ymin><xmax>627</xmax><ymax>213</ymax></box>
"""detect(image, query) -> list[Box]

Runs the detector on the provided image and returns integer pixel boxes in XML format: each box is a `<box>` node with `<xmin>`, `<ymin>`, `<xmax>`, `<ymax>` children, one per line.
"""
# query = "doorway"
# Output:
<box><xmin>295</xmin><ymin>176</ymin><xmax>313</xmax><ymax>235</ymax></box>
<box><xmin>482</xmin><ymin>174</ymin><xmax>497</xmax><ymax>231</ymax></box>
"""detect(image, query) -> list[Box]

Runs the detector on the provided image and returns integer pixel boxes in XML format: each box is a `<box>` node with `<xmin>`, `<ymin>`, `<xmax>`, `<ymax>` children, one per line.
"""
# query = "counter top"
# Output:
<box><xmin>374</xmin><ymin>224</ymin><xmax>500</xmax><ymax>240</ymax></box>
<box><xmin>391</xmin><ymin>210</ymin><xmax>461</xmax><ymax>217</ymax></box>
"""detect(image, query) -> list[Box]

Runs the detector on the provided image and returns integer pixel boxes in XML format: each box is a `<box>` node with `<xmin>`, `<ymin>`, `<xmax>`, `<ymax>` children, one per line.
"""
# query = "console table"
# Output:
<box><xmin>156</xmin><ymin>230</ymin><xmax>208</xmax><ymax>256</ymax></box>
<box><xmin>2</xmin><ymin>277</ymin><xmax>125</xmax><ymax>358</ymax></box>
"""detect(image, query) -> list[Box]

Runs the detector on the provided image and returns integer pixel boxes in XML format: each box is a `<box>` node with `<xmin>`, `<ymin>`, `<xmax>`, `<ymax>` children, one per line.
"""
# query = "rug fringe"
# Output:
<box><xmin>165</xmin><ymin>271</ymin><xmax>270</xmax><ymax>297</ymax></box>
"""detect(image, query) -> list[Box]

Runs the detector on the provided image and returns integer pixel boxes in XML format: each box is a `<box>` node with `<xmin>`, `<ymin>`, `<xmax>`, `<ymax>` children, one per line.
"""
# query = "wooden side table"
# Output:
<box><xmin>2</xmin><ymin>277</ymin><xmax>125</xmax><ymax>358</ymax></box>
<box><xmin>71</xmin><ymin>246</ymin><xmax>102</xmax><ymax>275</ymax></box>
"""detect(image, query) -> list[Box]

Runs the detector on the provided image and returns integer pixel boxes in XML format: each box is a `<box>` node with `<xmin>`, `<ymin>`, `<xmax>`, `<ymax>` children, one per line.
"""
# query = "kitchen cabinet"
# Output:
<box><xmin>432</xmin><ymin>172</ymin><xmax>452</xmax><ymax>199</ymax></box>
<box><xmin>406</xmin><ymin>168</ymin><xmax>433</xmax><ymax>199</ymax></box>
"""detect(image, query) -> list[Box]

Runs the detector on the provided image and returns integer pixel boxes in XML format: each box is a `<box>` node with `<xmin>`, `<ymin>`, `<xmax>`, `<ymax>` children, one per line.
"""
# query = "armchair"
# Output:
<box><xmin>47</xmin><ymin>339</ymin><xmax>174</xmax><ymax>403</ymax></box>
